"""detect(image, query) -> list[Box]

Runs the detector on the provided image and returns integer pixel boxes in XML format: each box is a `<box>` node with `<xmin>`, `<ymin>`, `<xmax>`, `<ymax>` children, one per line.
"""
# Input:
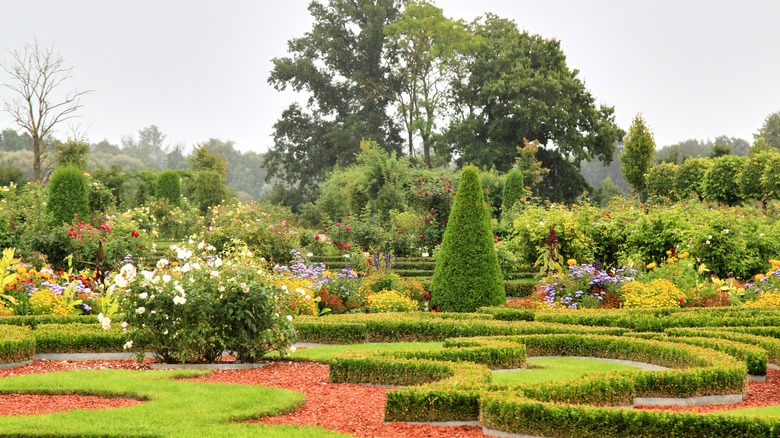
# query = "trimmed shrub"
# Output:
<box><xmin>155</xmin><ymin>170</ymin><xmax>181</xmax><ymax>206</ymax></box>
<box><xmin>645</xmin><ymin>163</ymin><xmax>679</xmax><ymax>201</ymax></box>
<box><xmin>501</xmin><ymin>169</ymin><xmax>524</xmax><ymax>218</ymax></box>
<box><xmin>192</xmin><ymin>170</ymin><xmax>227</xmax><ymax>214</ymax></box>
<box><xmin>48</xmin><ymin>165</ymin><xmax>89</xmax><ymax>225</ymax></box>
<box><xmin>430</xmin><ymin>166</ymin><xmax>505</xmax><ymax>312</ymax></box>
<box><xmin>739</xmin><ymin>151</ymin><xmax>775</xmax><ymax>200</ymax></box>
<box><xmin>675</xmin><ymin>157</ymin><xmax>712</xmax><ymax>200</ymax></box>
<box><xmin>702</xmin><ymin>155</ymin><xmax>746</xmax><ymax>205</ymax></box>
<box><xmin>760</xmin><ymin>153</ymin><xmax>780</xmax><ymax>200</ymax></box>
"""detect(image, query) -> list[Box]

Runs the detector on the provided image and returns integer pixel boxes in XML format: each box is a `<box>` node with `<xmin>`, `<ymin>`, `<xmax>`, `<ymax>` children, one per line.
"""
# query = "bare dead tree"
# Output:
<box><xmin>2</xmin><ymin>40</ymin><xmax>92</xmax><ymax>183</ymax></box>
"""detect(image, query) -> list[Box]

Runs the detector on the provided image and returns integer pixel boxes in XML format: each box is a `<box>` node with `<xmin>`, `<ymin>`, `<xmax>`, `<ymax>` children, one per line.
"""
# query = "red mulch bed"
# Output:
<box><xmin>2</xmin><ymin>360</ymin><xmax>780</xmax><ymax>436</ymax></box>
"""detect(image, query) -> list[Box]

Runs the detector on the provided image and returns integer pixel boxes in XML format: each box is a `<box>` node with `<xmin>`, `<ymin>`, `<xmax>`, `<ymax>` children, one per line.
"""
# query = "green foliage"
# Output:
<box><xmin>739</xmin><ymin>151</ymin><xmax>775</xmax><ymax>200</ymax></box>
<box><xmin>620</xmin><ymin>114</ymin><xmax>656</xmax><ymax>194</ymax></box>
<box><xmin>367</xmin><ymin>290</ymin><xmax>419</xmax><ymax>313</ymax></box>
<box><xmin>430</xmin><ymin>166</ymin><xmax>505</xmax><ymax>311</ymax></box>
<box><xmin>0</xmin><ymin>325</ymin><xmax>34</xmax><ymax>363</ymax></box>
<box><xmin>754</xmin><ymin>110</ymin><xmax>780</xmax><ymax>150</ymax></box>
<box><xmin>645</xmin><ymin>162</ymin><xmax>678</xmax><ymax>201</ymax></box>
<box><xmin>703</xmin><ymin>155</ymin><xmax>746</xmax><ymax>205</ymax></box>
<box><xmin>501</xmin><ymin>169</ymin><xmax>524</xmax><ymax>218</ymax></box>
<box><xmin>54</xmin><ymin>138</ymin><xmax>89</xmax><ymax>169</ymax></box>
<box><xmin>155</xmin><ymin>169</ymin><xmax>181</xmax><ymax>206</ymax></box>
<box><xmin>192</xmin><ymin>170</ymin><xmax>228</xmax><ymax>214</ymax></box>
<box><xmin>675</xmin><ymin>157</ymin><xmax>712</xmax><ymax>200</ymax></box>
<box><xmin>188</xmin><ymin>143</ymin><xmax>228</xmax><ymax>177</ymax></box>
<box><xmin>47</xmin><ymin>164</ymin><xmax>89</xmax><ymax>226</ymax></box>
<box><xmin>759</xmin><ymin>153</ymin><xmax>780</xmax><ymax>200</ymax></box>
<box><xmin>88</xmin><ymin>177</ymin><xmax>115</xmax><ymax>217</ymax></box>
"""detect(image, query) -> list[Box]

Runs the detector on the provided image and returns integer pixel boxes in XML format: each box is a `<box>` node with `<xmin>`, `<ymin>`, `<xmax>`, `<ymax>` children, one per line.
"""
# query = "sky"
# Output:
<box><xmin>1</xmin><ymin>0</ymin><xmax>779</xmax><ymax>154</ymax></box>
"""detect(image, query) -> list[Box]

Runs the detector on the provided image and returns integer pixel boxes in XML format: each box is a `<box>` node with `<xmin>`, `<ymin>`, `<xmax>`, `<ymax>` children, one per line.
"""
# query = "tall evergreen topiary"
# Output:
<box><xmin>501</xmin><ymin>169</ymin><xmax>524</xmax><ymax>218</ymax></box>
<box><xmin>430</xmin><ymin>165</ymin><xmax>505</xmax><ymax>312</ymax></box>
<box><xmin>156</xmin><ymin>170</ymin><xmax>181</xmax><ymax>206</ymax></box>
<box><xmin>48</xmin><ymin>164</ymin><xmax>89</xmax><ymax>225</ymax></box>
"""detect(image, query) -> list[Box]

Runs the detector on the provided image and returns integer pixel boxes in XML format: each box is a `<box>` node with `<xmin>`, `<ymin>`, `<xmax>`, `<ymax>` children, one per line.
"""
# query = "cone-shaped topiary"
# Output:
<box><xmin>48</xmin><ymin>164</ymin><xmax>89</xmax><ymax>226</ymax></box>
<box><xmin>430</xmin><ymin>165</ymin><xmax>505</xmax><ymax>312</ymax></box>
<box><xmin>156</xmin><ymin>170</ymin><xmax>181</xmax><ymax>206</ymax></box>
<box><xmin>501</xmin><ymin>169</ymin><xmax>524</xmax><ymax>217</ymax></box>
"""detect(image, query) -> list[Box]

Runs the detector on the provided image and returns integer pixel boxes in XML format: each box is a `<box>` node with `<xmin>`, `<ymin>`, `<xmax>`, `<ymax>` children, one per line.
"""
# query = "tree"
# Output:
<box><xmin>501</xmin><ymin>169</ymin><xmax>524</xmax><ymax>218</ymax></box>
<box><xmin>54</xmin><ymin>137</ymin><xmax>89</xmax><ymax>170</ymax></box>
<box><xmin>122</xmin><ymin>125</ymin><xmax>168</xmax><ymax>168</ymax></box>
<box><xmin>188</xmin><ymin>143</ymin><xmax>227</xmax><ymax>178</ymax></box>
<box><xmin>703</xmin><ymin>155</ymin><xmax>745</xmax><ymax>205</ymax></box>
<box><xmin>2</xmin><ymin>41</ymin><xmax>91</xmax><ymax>183</ymax></box>
<box><xmin>430</xmin><ymin>165</ymin><xmax>504</xmax><ymax>312</ymax></box>
<box><xmin>755</xmin><ymin>111</ymin><xmax>780</xmax><ymax>150</ymax></box>
<box><xmin>383</xmin><ymin>1</ymin><xmax>472</xmax><ymax>167</ymax></box>
<box><xmin>0</xmin><ymin>129</ymin><xmax>32</xmax><ymax>152</ymax></box>
<box><xmin>620</xmin><ymin>114</ymin><xmax>656</xmax><ymax>194</ymax></box>
<box><xmin>266</xmin><ymin>0</ymin><xmax>404</xmax><ymax>208</ymax></box>
<box><xmin>441</xmin><ymin>15</ymin><xmax>622</xmax><ymax>201</ymax></box>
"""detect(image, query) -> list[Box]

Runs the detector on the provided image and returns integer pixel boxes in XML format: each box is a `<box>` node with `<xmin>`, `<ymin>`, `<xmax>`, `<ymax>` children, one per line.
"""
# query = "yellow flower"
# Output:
<box><xmin>567</xmin><ymin>258</ymin><xmax>577</xmax><ymax>267</ymax></box>
<box><xmin>679</xmin><ymin>252</ymin><xmax>689</xmax><ymax>259</ymax></box>
<box><xmin>755</xmin><ymin>273</ymin><xmax>766</xmax><ymax>281</ymax></box>
<box><xmin>646</xmin><ymin>262</ymin><xmax>657</xmax><ymax>269</ymax></box>
<box><xmin>666</xmin><ymin>250</ymin><xmax>672</xmax><ymax>256</ymax></box>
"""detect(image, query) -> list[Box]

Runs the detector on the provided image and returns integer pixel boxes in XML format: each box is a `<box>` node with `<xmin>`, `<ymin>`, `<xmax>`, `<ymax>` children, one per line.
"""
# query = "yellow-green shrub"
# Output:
<box><xmin>622</xmin><ymin>279</ymin><xmax>685</xmax><ymax>309</ymax></box>
<box><xmin>367</xmin><ymin>290</ymin><xmax>418</xmax><ymax>313</ymax></box>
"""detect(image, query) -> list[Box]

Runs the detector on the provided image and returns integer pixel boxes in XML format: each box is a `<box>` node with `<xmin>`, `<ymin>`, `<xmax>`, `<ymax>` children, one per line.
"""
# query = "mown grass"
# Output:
<box><xmin>283</xmin><ymin>341</ymin><xmax>445</xmax><ymax>362</ymax></box>
<box><xmin>719</xmin><ymin>405</ymin><xmax>780</xmax><ymax>418</ymax></box>
<box><xmin>0</xmin><ymin>369</ymin><xmax>348</xmax><ymax>437</ymax></box>
<box><xmin>491</xmin><ymin>357</ymin><xmax>642</xmax><ymax>385</ymax></box>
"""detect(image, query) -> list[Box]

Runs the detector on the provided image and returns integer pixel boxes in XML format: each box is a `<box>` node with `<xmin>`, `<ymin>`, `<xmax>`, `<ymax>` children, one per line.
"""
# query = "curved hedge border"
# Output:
<box><xmin>0</xmin><ymin>325</ymin><xmax>35</xmax><ymax>364</ymax></box>
<box><xmin>328</xmin><ymin>332</ymin><xmax>760</xmax><ymax>436</ymax></box>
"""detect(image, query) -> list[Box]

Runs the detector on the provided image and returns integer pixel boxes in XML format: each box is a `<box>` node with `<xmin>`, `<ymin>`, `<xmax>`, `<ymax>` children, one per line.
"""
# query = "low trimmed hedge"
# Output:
<box><xmin>665</xmin><ymin>328</ymin><xmax>780</xmax><ymax>365</ymax></box>
<box><xmin>0</xmin><ymin>315</ymin><xmax>97</xmax><ymax>328</ymax></box>
<box><xmin>0</xmin><ymin>325</ymin><xmax>35</xmax><ymax>363</ymax></box>
<box><xmin>32</xmin><ymin>324</ymin><xmax>127</xmax><ymax>353</ymax></box>
<box><xmin>293</xmin><ymin>313</ymin><xmax>626</xmax><ymax>344</ymax></box>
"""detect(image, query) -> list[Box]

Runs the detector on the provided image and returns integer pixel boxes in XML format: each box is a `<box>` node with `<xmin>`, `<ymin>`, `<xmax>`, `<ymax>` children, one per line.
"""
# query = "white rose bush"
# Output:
<box><xmin>118</xmin><ymin>242</ymin><xmax>296</xmax><ymax>363</ymax></box>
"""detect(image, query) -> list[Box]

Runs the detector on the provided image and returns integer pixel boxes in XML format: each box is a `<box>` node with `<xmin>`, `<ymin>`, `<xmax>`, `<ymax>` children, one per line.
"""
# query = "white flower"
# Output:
<box><xmin>180</xmin><ymin>263</ymin><xmax>191</xmax><ymax>273</ymax></box>
<box><xmin>120</xmin><ymin>264</ymin><xmax>137</xmax><ymax>282</ymax></box>
<box><xmin>210</xmin><ymin>270</ymin><xmax>220</xmax><ymax>278</ymax></box>
<box><xmin>290</xmin><ymin>345</ymin><xmax>297</xmax><ymax>353</ymax></box>
<box><xmin>173</xmin><ymin>295</ymin><xmax>187</xmax><ymax>305</ymax></box>
<box><xmin>213</xmin><ymin>258</ymin><xmax>223</xmax><ymax>268</ymax></box>
<box><xmin>97</xmin><ymin>313</ymin><xmax>105</xmax><ymax>323</ymax></box>
<box><xmin>176</xmin><ymin>247</ymin><xmax>193</xmax><ymax>260</ymax></box>
<box><xmin>218</xmin><ymin>285</ymin><xmax>225</xmax><ymax>293</ymax></box>
<box><xmin>136</xmin><ymin>307</ymin><xmax>146</xmax><ymax>315</ymax></box>
<box><xmin>286</xmin><ymin>315</ymin><xmax>293</xmax><ymax>321</ymax></box>
<box><xmin>157</xmin><ymin>259</ymin><xmax>169</xmax><ymax>269</ymax></box>
<box><xmin>723</xmin><ymin>229</ymin><xmax>730</xmax><ymax>234</ymax></box>
<box><xmin>197</xmin><ymin>240</ymin><xmax>205</xmax><ymax>250</ymax></box>
<box><xmin>101</xmin><ymin>316</ymin><xmax>111</xmax><ymax>330</ymax></box>
<box><xmin>123</xmin><ymin>340</ymin><xmax>133</xmax><ymax>350</ymax></box>
<box><xmin>138</xmin><ymin>292</ymin><xmax>148</xmax><ymax>300</ymax></box>
<box><xmin>141</xmin><ymin>270</ymin><xmax>154</xmax><ymax>282</ymax></box>
<box><xmin>114</xmin><ymin>274</ymin><xmax>128</xmax><ymax>289</ymax></box>
<box><xmin>162</xmin><ymin>274</ymin><xmax>171</xmax><ymax>283</ymax></box>
<box><xmin>192</xmin><ymin>262</ymin><xmax>201</xmax><ymax>270</ymax></box>
<box><xmin>174</xmin><ymin>284</ymin><xmax>185</xmax><ymax>295</ymax></box>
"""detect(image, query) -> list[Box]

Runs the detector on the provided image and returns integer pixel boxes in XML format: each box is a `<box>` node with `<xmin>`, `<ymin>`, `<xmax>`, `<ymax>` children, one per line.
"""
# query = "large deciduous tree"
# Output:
<box><xmin>754</xmin><ymin>111</ymin><xmax>780</xmax><ymax>150</ymax></box>
<box><xmin>2</xmin><ymin>41</ymin><xmax>91</xmax><ymax>183</ymax></box>
<box><xmin>265</xmin><ymin>0</ymin><xmax>404</xmax><ymax>209</ymax></box>
<box><xmin>620</xmin><ymin>114</ymin><xmax>656</xmax><ymax>195</ymax></box>
<box><xmin>383</xmin><ymin>0</ymin><xmax>472</xmax><ymax>168</ymax></box>
<box><xmin>441</xmin><ymin>15</ymin><xmax>622</xmax><ymax>202</ymax></box>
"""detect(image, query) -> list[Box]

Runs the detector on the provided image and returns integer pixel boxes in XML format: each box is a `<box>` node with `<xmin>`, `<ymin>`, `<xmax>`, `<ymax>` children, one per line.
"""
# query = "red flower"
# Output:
<box><xmin>419</xmin><ymin>234</ymin><xmax>424</xmax><ymax>239</ymax></box>
<box><xmin>130</xmin><ymin>230</ymin><xmax>140</xmax><ymax>238</ymax></box>
<box><xmin>315</xmin><ymin>235</ymin><xmax>320</xmax><ymax>241</ymax></box>
<box><xmin>397</xmin><ymin>229</ymin><xmax>402</xmax><ymax>234</ymax></box>
<box><xmin>425</xmin><ymin>216</ymin><xmax>429</xmax><ymax>223</ymax></box>
<box><xmin>430</xmin><ymin>209</ymin><xmax>434</xmax><ymax>215</ymax></box>
<box><xmin>345</xmin><ymin>242</ymin><xmax>352</xmax><ymax>249</ymax></box>
<box><xmin>424</xmin><ymin>191</ymin><xmax>429</xmax><ymax>197</ymax></box>
<box><xmin>345</xmin><ymin>225</ymin><xmax>351</xmax><ymax>231</ymax></box>
<box><xmin>100</xmin><ymin>224</ymin><xmax>112</xmax><ymax>231</ymax></box>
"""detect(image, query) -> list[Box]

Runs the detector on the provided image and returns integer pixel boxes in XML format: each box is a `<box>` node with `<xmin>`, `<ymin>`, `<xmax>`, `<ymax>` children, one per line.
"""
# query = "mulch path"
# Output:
<box><xmin>1</xmin><ymin>360</ymin><xmax>779</xmax><ymax>435</ymax></box>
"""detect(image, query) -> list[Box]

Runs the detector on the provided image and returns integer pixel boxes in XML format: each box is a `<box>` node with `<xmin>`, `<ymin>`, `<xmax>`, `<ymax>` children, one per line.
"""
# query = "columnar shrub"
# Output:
<box><xmin>430</xmin><ymin>165</ymin><xmax>505</xmax><ymax>312</ymax></box>
<box><xmin>703</xmin><ymin>155</ymin><xmax>745</xmax><ymax>205</ymax></box>
<box><xmin>501</xmin><ymin>169</ymin><xmax>524</xmax><ymax>218</ymax></box>
<box><xmin>155</xmin><ymin>170</ymin><xmax>181</xmax><ymax>206</ymax></box>
<box><xmin>760</xmin><ymin>154</ymin><xmax>780</xmax><ymax>200</ymax></box>
<box><xmin>48</xmin><ymin>165</ymin><xmax>89</xmax><ymax>225</ymax></box>
<box><xmin>193</xmin><ymin>170</ymin><xmax>227</xmax><ymax>214</ymax></box>
<box><xmin>739</xmin><ymin>151</ymin><xmax>775</xmax><ymax>201</ymax></box>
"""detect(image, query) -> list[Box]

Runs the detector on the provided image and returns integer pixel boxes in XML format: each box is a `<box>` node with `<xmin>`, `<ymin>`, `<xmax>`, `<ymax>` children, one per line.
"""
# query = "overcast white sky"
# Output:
<box><xmin>1</xmin><ymin>0</ymin><xmax>779</xmax><ymax>153</ymax></box>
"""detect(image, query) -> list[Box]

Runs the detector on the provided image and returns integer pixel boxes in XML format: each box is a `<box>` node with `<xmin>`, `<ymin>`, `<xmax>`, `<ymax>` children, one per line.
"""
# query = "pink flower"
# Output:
<box><xmin>345</xmin><ymin>225</ymin><xmax>351</xmax><ymax>231</ymax></box>
<box><xmin>100</xmin><ymin>224</ymin><xmax>112</xmax><ymax>232</ymax></box>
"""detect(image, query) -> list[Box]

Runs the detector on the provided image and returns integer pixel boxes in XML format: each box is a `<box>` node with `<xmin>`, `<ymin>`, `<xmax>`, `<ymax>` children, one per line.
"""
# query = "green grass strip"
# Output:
<box><xmin>0</xmin><ymin>369</ymin><xmax>347</xmax><ymax>437</ymax></box>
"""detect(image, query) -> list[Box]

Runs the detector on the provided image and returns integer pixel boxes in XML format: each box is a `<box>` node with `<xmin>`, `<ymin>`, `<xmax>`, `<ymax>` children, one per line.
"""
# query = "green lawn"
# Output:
<box><xmin>719</xmin><ymin>405</ymin><xmax>780</xmax><ymax>418</ymax></box>
<box><xmin>492</xmin><ymin>356</ymin><xmax>643</xmax><ymax>385</ymax></box>
<box><xmin>0</xmin><ymin>369</ymin><xmax>347</xmax><ymax>437</ymax></box>
<box><xmin>285</xmin><ymin>341</ymin><xmax>444</xmax><ymax>362</ymax></box>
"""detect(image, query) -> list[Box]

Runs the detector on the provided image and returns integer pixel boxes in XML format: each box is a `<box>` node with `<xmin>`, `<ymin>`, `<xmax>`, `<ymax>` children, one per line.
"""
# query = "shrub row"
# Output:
<box><xmin>293</xmin><ymin>314</ymin><xmax>626</xmax><ymax>344</ymax></box>
<box><xmin>32</xmin><ymin>324</ymin><xmax>127</xmax><ymax>354</ymax></box>
<box><xmin>639</xmin><ymin>335</ymin><xmax>768</xmax><ymax>376</ymax></box>
<box><xmin>0</xmin><ymin>315</ymin><xmax>97</xmax><ymax>328</ymax></box>
<box><xmin>665</xmin><ymin>328</ymin><xmax>780</xmax><ymax>364</ymax></box>
<box><xmin>0</xmin><ymin>325</ymin><xmax>35</xmax><ymax>364</ymax></box>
